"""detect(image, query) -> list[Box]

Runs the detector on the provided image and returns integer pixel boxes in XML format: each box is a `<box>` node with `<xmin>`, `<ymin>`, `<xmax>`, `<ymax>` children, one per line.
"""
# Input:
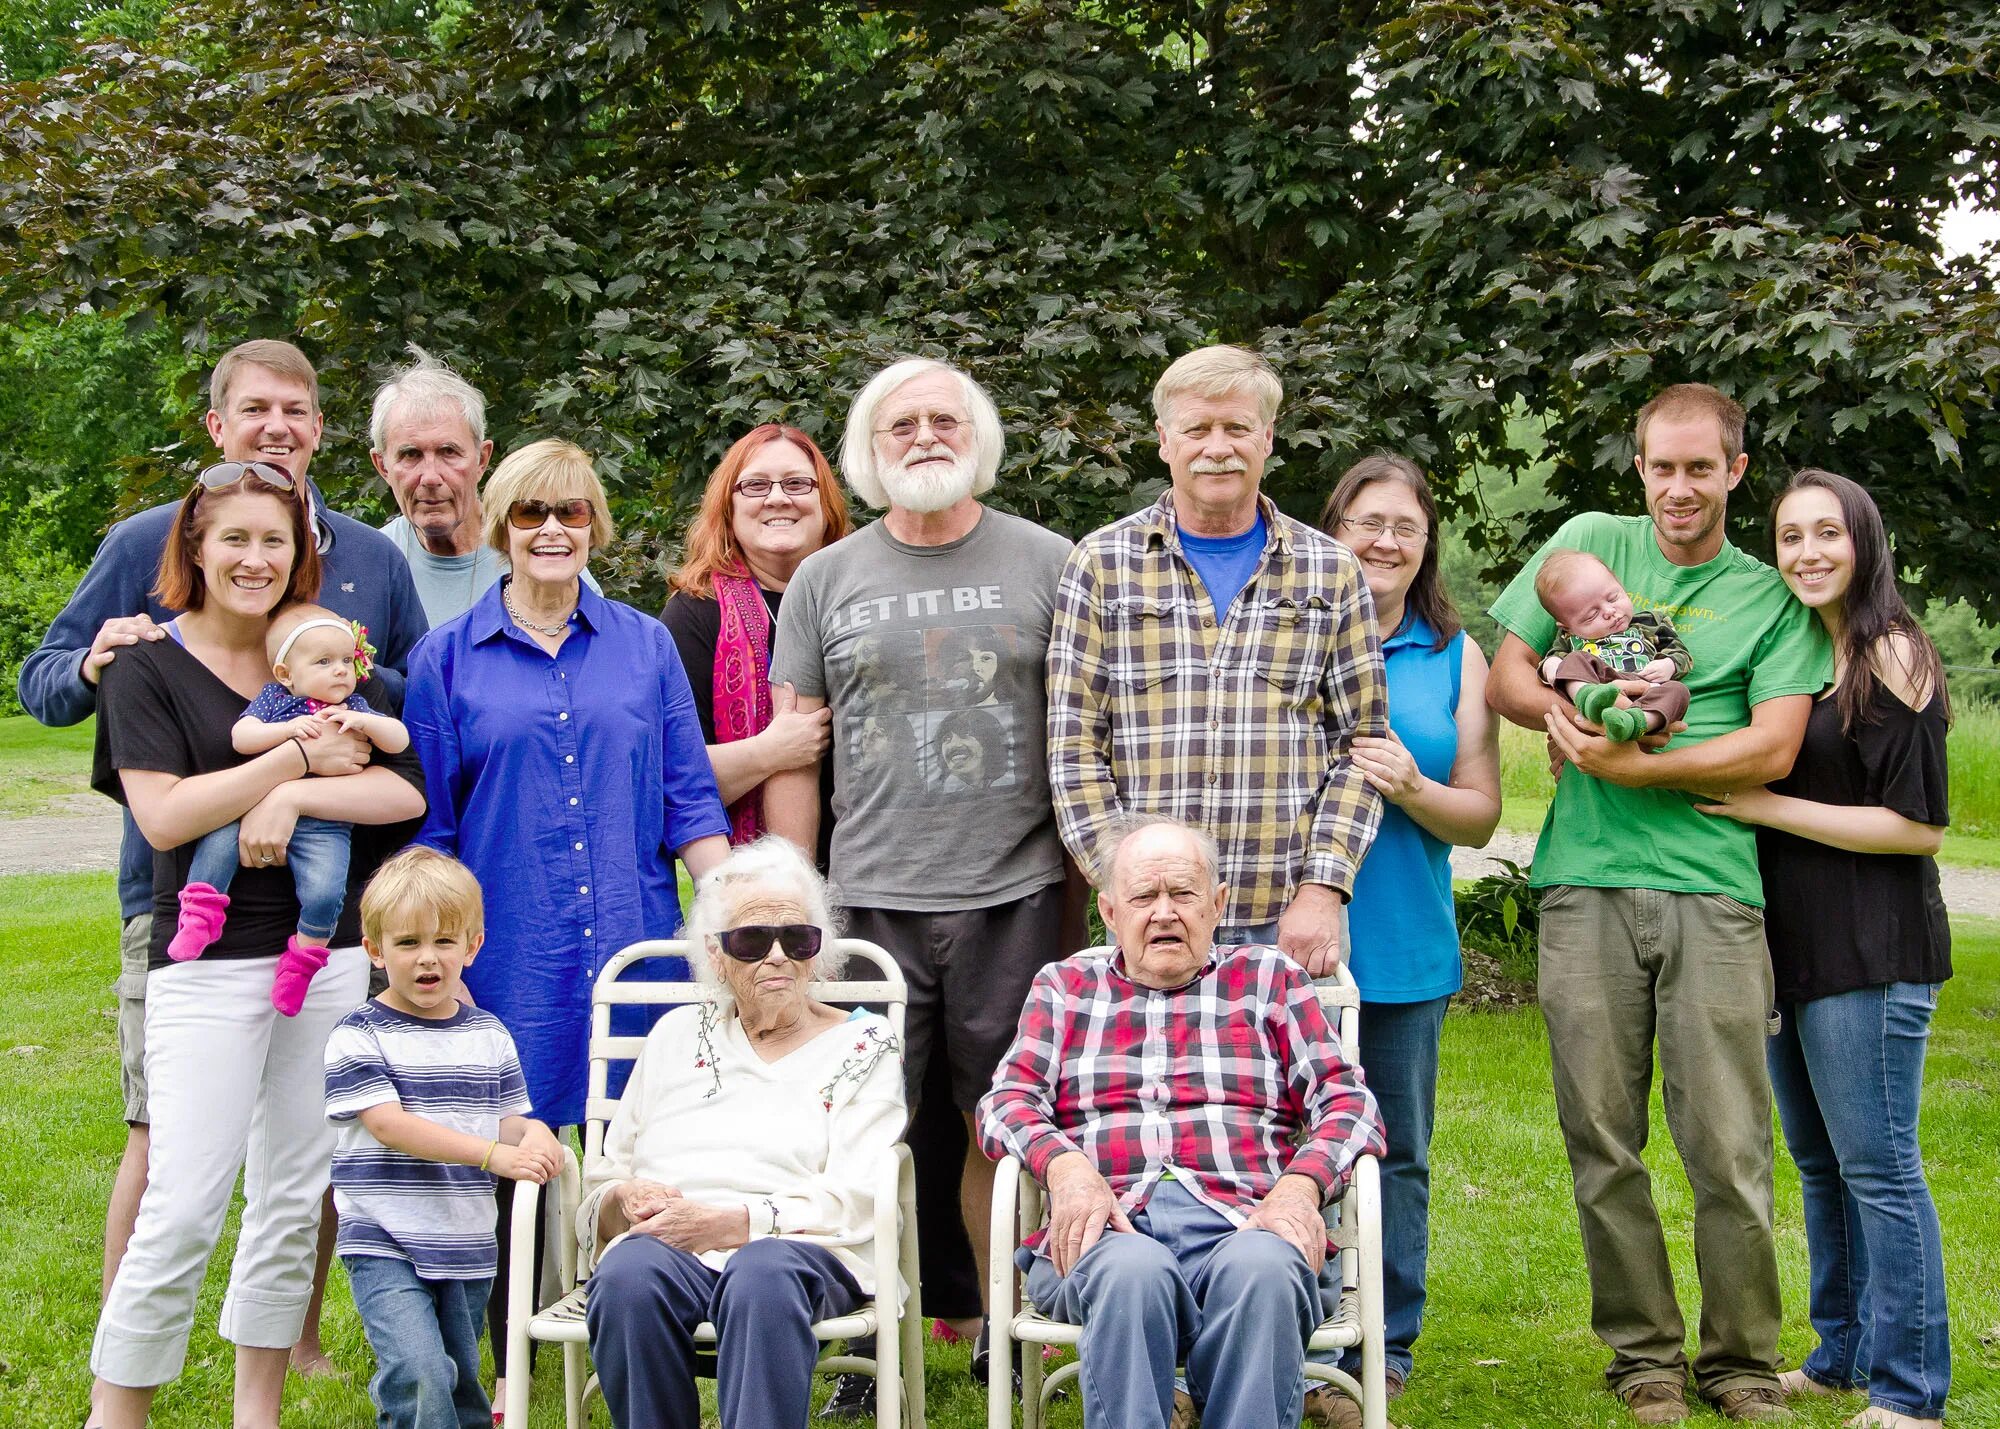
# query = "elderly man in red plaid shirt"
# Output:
<box><xmin>978</xmin><ymin>815</ymin><xmax>1384</xmax><ymax>1429</ymax></box>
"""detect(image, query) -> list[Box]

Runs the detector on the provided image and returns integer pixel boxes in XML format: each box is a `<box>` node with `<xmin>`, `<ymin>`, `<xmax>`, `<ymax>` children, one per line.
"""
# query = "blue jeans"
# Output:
<box><xmin>585</xmin><ymin>1235</ymin><xmax>863</xmax><ymax>1428</ymax></box>
<box><xmin>1326</xmin><ymin>995</ymin><xmax>1447</xmax><ymax>1387</ymax></box>
<box><xmin>343</xmin><ymin>1254</ymin><xmax>492</xmax><ymax>1429</ymax></box>
<box><xmin>1769</xmin><ymin>983</ymin><xmax>1950</xmax><ymax>1418</ymax></box>
<box><xmin>188</xmin><ymin>815</ymin><xmax>353</xmax><ymax>940</ymax></box>
<box><xmin>1025</xmin><ymin>1178</ymin><xmax>1320</xmax><ymax>1429</ymax></box>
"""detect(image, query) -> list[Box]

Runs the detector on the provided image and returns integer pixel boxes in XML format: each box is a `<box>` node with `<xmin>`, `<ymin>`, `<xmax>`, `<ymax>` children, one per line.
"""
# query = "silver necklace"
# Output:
<box><xmin>503</xmin><ymin>578</ymin><xmax>574</xmax><ymax>638</ymax></box>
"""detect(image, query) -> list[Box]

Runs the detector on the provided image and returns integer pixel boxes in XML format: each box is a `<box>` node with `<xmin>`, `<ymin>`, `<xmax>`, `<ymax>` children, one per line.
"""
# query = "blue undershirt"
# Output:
<box><xmin>1176</xmin><ymin>512</ymin><xmax>1267</xmax><ymax>619</ymax></box>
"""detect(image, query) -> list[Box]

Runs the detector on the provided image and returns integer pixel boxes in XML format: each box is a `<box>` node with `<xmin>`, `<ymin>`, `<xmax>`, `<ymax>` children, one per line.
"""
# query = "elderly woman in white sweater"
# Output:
<box><xmin>577</xmin><ymin>837</ymin><xmax>904</xmax><ymax>1427</ymax></box>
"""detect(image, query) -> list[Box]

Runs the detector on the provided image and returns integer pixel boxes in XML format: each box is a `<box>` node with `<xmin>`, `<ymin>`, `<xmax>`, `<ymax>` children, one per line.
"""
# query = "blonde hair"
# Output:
<box><xmin>209</xmin><ymin>339</ymin><xmax>319</xmax><ymax>414</ymax></box>
<box><xmin>361</xmin><ymin>846</ymin><xmax>486</xmax><ymax>945</ymax></box>
<box><xmin>1634</xmin><ymin>383</ymin><xmax>1746</xmax><ymax>465</ymax></box>
<box><xmin>839</xmin><ymin>358</ymin><xmax>1004</xmax><ymax>510</ymax></box>
<box><xmin>1151</xmin><ymin>345</ymin><xmax>1282</xmax><ymax>428</ymax></box>
<box><xmin>1533</xmin><ymin>547</ymin><xmax>1613</xmax><ymax>614</ymax></box>
<box><xmin>480</xmin><ymin>438</ymin><xmax>615</xmax><ymax>554</ymax></box>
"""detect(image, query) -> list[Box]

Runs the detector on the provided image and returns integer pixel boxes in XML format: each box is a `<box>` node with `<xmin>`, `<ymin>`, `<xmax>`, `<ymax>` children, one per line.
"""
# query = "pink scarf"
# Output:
<box><xmin>711</xmin><ymin>563</ymin><xmax>774</xmax><ymax>845</ymax></box>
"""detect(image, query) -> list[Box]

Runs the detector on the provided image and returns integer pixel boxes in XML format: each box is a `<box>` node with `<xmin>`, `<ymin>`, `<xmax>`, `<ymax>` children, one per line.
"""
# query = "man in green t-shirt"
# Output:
<box><xmin>1486</xmin><ymin>384</ymin><xmax>1831</xmax><ymax>1425</ymax></box>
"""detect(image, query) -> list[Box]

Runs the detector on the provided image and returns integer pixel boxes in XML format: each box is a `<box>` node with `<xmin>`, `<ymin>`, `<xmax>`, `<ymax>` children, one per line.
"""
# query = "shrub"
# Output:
<box><xmin>1455</xmin><ymin>859</ymin><xmax>1540</xmax><ymax>988</ymax></box>
<box><xmin>0</xmin><ymin>536</ymin><xmax>84</xmax><ymax>717</ymax></box>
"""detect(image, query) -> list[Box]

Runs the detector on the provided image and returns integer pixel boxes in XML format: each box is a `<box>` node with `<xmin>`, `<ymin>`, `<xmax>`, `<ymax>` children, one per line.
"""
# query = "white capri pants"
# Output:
<box><xmin>91</xmin><ymin>946</ymin><xmax>367</xmax><ymax>1387</ymax></box>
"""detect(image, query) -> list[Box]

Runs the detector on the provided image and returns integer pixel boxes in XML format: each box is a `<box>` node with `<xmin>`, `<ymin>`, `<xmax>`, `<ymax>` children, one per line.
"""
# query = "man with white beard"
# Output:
<box><xmin>768</xmin><ymin>357</ymin><xmax>1073</xmax><ymax>1387</ymax></box>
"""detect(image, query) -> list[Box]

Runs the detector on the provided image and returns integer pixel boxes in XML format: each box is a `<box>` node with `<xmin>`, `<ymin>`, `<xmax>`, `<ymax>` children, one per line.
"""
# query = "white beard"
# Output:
<box><xmin>878</xmin><ymin>444</ymin><xmax>977</xmax><ymax>514</ymax></box>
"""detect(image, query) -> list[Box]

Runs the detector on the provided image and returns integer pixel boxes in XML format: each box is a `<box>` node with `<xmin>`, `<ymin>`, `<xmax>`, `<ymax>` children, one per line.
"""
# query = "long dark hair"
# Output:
<box><xmin>1317</xmin><ymin>453</ymin><xmax>1460</xmax><ymax>651</ymax></box>
<box><xmin>1773</xmin><ymin>468</ymin><xmax>1949</xmax><ymax>733</ymax></box>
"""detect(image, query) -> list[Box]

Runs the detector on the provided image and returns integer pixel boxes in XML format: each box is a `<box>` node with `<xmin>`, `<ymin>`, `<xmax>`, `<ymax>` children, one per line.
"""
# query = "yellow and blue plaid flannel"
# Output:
<box><xmin>1046</xmin><ymin>491</ymin><xmax>1388</xmax><ymax>927</ymax></box>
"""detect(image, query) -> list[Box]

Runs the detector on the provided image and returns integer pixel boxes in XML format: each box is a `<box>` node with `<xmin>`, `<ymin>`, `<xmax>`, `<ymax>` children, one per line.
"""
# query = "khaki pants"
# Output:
<box><xmin>1536</xmin><ymin>885</ymin><xmax>1782</xmax><ymax>1400</ymax></box>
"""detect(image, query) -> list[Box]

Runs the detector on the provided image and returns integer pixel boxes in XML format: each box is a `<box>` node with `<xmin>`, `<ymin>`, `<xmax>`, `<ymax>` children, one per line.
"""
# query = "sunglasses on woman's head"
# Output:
<box><xmin>197</xmin><ymin>460</ymin><xmax>295</xmax><ymax>491</ymax></box>
<box><xmin>507</xmin><ymin>498</ymin><xmax>595</xmax><ymax>530</ymax></box>
<box><xmin>711</xmin><ymin>924</ymin><xmax>824</xmax><ymax>963</ymax></box>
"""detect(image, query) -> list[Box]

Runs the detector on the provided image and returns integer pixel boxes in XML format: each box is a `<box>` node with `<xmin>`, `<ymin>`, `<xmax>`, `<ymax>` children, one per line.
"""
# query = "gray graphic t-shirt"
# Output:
<box><xmin>773</xmin><ymin>509</ymin><xmax>1072</xmax><ymax>910</ymax></box>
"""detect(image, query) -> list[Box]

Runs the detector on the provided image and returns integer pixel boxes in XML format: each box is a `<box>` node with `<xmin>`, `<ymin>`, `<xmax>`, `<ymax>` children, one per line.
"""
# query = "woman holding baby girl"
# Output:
<box><xmin>88</xmin><ymin>460</ymin><xmax>427</xmax><ymax>1427</ymax></box>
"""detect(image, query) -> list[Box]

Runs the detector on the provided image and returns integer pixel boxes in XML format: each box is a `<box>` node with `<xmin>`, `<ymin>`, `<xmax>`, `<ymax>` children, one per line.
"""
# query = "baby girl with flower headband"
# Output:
<box><xmin>169</xmin><ymin>603</ymin><xmax>411</xmax><ymax>1014</ymax></box>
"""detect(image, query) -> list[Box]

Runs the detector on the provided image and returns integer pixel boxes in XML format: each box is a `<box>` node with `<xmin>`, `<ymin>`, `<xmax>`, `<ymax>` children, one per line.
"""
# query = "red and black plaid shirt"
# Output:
<box><xmin>977</xmin><ymin>944</ymin><xmax>1384</xmax><ymax>1240</ymax></box>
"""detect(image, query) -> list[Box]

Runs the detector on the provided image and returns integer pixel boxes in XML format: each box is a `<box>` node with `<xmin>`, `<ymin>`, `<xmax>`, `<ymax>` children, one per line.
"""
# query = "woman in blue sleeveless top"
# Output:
<box><xmin>1319</xmin><ymin>454</ymin><xmax>1501</xmax><ymax>1396</ymax></box>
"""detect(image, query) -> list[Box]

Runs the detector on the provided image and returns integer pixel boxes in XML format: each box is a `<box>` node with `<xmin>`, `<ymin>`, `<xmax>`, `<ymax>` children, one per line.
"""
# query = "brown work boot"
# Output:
<box><xmin>1710</xmin><ymin>1386</ymin><xmax>1795</xmax><ymax>1421</ymax></box>
<box><xmin>1302</xmin><ymin>1385</ymin><xmax>1364</xmax><ymax>1429</ymax></box>
<box><xmin>1170</xmin><ymin>1387</ymin><xmax>1199</xmax><ymax>1428</ymax></box>
<box><xmin>1620</xmin><ymin>1379</ymin><xmax>1690</xmax><ymax>1425</ymax></box>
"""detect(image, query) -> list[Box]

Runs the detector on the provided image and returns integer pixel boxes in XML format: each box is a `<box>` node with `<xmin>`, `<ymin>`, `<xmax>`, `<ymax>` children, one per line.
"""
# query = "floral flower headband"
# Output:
<box><xmin>273</xmin><ymin>617</ymin><xmax>376</xmax><ymax>682</ymax></box>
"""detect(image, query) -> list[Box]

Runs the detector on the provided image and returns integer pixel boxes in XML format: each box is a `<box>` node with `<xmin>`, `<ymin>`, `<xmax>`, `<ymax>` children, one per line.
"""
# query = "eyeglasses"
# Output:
<box><xmin>876</xmin><ymin>413</ymin><xmax>962</xmax><ymax>444</ymax></box>
<box><xmin>198</xmin><ymin>460</ymin><xmax>294</xmax><ymax>491</ymax></box>
<box><xmin>732</xmin><ymin>475</ymin><xmax>819</xmax><ymax>500</ymax></box>
<box><xmin>507</xmin><ymin>498</ymin><xmax>595</xmax><ymax>530</ymax></box>
<box><xmin>711</xmin><ymin>924</ymin><xmax>825</xmax><ymax>963</ymax></box>
<box><xmin>1338</xmin><ymin>516</ymin><xmax>1429</xmax><ymax>546</ymax></box>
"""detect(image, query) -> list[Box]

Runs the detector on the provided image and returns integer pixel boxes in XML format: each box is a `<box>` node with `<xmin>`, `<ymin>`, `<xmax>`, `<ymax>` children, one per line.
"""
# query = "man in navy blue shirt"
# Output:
<box><xmin>16</xmin><ymin>337</ymin><xmax>428</xmax><ymax>1395</ymax></box>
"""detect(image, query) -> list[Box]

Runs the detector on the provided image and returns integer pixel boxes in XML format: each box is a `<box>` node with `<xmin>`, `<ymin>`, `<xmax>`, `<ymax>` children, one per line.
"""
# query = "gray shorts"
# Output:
<box><xmin>842</xmin><ymin>882</ymin><xmax>1066</xmax><ymax>1112</ymax></box>
<box><xmin>116</xmin><ymin>913</ymin><xmax>151</xmax><ymax>1125</ymax></box>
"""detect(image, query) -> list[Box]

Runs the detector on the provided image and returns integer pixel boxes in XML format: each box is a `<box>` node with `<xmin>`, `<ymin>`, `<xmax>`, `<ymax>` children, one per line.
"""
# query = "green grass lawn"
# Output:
<box><xmin>4</xmin><ymin>873</ymin><xmax>1996</xmax><ymax>1428</ymax></box>
<box><xmin>0</xmin><ymin>712</ymin><xmax>96</xmax><ymax>817</ymax></box>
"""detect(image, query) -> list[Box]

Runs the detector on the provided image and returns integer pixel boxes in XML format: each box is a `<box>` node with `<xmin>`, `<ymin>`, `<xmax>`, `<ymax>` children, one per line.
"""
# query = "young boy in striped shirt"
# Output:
<box><xmin>325</xmin><ymin>847</ymin><xmax>563</xmax><ymax>1428</ymax></box>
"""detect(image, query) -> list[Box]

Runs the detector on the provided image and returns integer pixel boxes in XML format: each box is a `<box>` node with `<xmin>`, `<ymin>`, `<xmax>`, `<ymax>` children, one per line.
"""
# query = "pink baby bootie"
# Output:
<box><xmin>271</xmin><ymin>935</ymin><xmax>330</xmax><ymax>1017</ymax></box>
<box><xmin>167</xmin><ymin>883</ymin><xmax>230</xmax><ymax>962</ymax></box>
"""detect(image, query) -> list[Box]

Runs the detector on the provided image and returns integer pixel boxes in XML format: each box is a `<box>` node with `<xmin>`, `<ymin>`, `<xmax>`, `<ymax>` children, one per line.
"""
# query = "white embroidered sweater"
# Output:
<box><xmin>578</xmin><ymin>1002</ymin><xmax>904</xmax><ymax>1292</ymax></box>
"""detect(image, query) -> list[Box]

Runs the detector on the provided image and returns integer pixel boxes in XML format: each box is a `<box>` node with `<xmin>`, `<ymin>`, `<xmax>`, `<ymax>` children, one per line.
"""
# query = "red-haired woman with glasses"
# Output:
<box><xmin>88</xmin><ymin>462</ymin><xmax>428</xmax><ymax>1427</ymax></box>
<box><xmin>403</xmin><ymin>439</ymin><xmax>731</xmax><ymax>1400</ymax></box>
<box><xmin>661</xmin><ymin>424</ymin><xmax>853</xmax><ymax>864</ymax></box>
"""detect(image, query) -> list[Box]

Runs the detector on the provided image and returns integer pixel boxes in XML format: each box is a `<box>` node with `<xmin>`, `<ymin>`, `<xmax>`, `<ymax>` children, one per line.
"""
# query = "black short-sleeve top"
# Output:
<box><xmin>91</xmin><ymin>634</ymin><xmax>427</xmax><ymax>970</ymax></box>
<box><xmin>1758</xmin><ymin>684</ymin><xmax>1951</xmax><ymax>1004</ymax></box>
<box><xmin>660</xmin><ymin>586</ymin><xmax>835</xmax><ymax>870</ymax></box>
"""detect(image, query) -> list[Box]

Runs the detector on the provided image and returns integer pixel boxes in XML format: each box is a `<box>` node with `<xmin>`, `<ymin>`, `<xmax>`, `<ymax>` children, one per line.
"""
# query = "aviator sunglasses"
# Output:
<box><xmin>711</xmin><ymin>924</ymin><xmax>825</xmax><ymax>963</ymax></box>
<box><xmin>197</xmin><ymin>460</ymin><xmax>295</xmax><ymax>490</ymax></box>
<box><xmin>507</xmin><ymin>498</ymin><xmax>596</xmax><ymax>530</ymax></box>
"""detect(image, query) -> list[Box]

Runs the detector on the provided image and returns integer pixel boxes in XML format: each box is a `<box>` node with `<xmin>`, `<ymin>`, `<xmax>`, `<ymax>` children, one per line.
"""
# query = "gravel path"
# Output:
<box><xmin>6</xmin><ymin>803</ymin><xmax>1999</xmax><ymax>917</ymax></box>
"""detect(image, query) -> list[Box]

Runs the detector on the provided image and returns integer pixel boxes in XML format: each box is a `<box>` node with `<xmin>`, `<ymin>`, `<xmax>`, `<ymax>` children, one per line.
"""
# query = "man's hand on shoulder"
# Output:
<box><xmin>1046</xmin><ymin>1150</ymin><xmax>1132</xmax><ymax>1277</ymax></box>
<box><xmin>83</xmin><ymin>614</ymin><xmax>166</xmax><ymax>685</ymax></box>
<box><xmin>1276</xmin><ymin>882</ymin><xmax>1344</xmax><ymax>977</ymax></box>
<box><xmin>1239</xmin><ymin>1173</ymin><xmax>1325</xmax><ymax>1272</ymax></box>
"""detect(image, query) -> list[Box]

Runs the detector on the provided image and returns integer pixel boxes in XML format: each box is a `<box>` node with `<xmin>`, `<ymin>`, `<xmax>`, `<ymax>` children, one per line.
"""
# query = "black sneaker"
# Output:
<box><xmin>969</xmin><ymin>1320</ymin><xmax>1024</xmax><ymax>1394</ymax></box>
<box><xmin>819</xmin><ymin>1370</ymin><xmax>875</xmax><ymax>1420</ymax></box>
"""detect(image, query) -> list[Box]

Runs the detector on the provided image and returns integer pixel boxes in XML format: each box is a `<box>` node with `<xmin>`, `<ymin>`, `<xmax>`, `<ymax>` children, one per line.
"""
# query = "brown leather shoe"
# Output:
<box><xmin>1302</xmin><ymin>1385</ymin><xmax>1364</xmax><ymax>1429</ymax></box>
<box><xmin>1620</xmin><ymin>1379</ymin><xmax>1690</xmax><ymax>1425</ymax></box>
<box><xmin>1710</xmin><ymin>1386</ymin><xmax>1795</xmax><ymax>1421</ymax></box>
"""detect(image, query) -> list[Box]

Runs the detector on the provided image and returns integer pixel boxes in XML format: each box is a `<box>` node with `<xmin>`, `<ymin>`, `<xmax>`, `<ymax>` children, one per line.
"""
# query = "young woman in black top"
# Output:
<box><xmin>1699</xmin><ymin>468</ymin><xmax>1950</xmax><ymax>1429</ymax></box>
<box><xmin>89</xmin><ymin>464</ymin><xmax>426</xmax><ymax>1428</ymax></box>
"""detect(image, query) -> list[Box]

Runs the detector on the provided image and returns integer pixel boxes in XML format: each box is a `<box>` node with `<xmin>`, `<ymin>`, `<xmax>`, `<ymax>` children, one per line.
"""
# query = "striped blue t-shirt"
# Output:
<box><xmin>325</xmin><ymin>999</ymin><xmax>532</xmax><ymax>1279</ymax></box>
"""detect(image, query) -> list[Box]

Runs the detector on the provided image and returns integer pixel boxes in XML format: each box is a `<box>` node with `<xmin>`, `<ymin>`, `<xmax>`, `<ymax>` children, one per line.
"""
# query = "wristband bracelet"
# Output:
<box><xmin>479</xmin><ymin>1139</ymin><xmax>498</xmax><ymax>1172</ymax></box>
<box><xmin>290</xmin><ymin>736</ymin><xmax>309</xmax><ymax>775</ymax></box>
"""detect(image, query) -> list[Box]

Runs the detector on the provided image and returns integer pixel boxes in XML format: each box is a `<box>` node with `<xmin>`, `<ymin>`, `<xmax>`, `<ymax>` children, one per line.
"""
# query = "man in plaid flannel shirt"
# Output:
<box><xmin>978</xmin><ymin>817</ymin><xmax>1384</xmax><ymax>1429</ymax></box>
<box><xmin>1045</xmin><ymin>345</ymin><xmax>1387</xmax><ymax>976</ymax></box>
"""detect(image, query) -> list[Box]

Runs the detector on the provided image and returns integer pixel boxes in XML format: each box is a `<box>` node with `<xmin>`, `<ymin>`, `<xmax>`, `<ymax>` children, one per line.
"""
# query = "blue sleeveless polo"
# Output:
<box><xmin>1346</xmin><ymin>614</ymin><xmax>1465</xmax><ymax>1003</ymax></box>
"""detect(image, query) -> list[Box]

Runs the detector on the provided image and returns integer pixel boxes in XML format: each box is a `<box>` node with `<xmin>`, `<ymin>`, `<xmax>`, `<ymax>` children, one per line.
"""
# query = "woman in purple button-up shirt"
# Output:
<box><xmin>404</xmin><ymin>439</ymin><xmax>729</xmax><ymax>1380</ymax></box>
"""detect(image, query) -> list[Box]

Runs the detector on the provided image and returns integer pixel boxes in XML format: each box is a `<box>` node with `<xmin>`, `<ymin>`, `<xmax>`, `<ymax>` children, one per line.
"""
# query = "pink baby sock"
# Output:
<box><xmin>271</xmin><ymin>935</ymin><xmax>330</xmax><ymax>1017</ymax></box>
<box><xmin>167</xmin><ymin>883</ymin><xmax>230</xmax><ymax>962</ymax></box>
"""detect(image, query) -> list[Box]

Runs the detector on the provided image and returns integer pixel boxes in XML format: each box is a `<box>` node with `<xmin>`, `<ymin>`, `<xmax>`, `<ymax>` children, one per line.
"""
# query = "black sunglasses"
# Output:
<box><xmin>712</xmin><ymin>924</ymin><xmax>824</xmax><ymax>963</ymax></box>
<box><xmin>508</xmin><ymin>498</ymin><xmax>595</xmax><ymax>530</ymax></box>
<box><xmin>197</xmin><ymin>460</ymin><xmax>295</xmax><ymax>491</ymax></box>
